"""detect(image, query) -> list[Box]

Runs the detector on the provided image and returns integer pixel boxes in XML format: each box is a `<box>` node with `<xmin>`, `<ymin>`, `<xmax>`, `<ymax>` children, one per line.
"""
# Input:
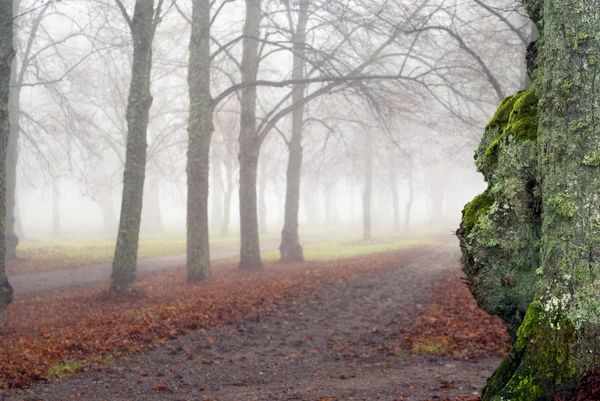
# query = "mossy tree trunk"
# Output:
<box><xmin>186</xmin><ymin>0</ymin><xmax>213</xmax><ymax>281</ymax></box>
<box><xmin>0</xmin><ymin>0</ymin><xmax>15</xmax><ymax>329</ymax></box>
<box><xmin>238</xmin><ymin>0</ymin><xmax>263</xmax><ymax>270</ymax></box>
<box><xmin>280</xmin><ymin>0</ymin><xmax>309</xmax><ymax>262</ymax></box>
<box><xmin>462</xmin><ymin>0</ymin><xmax>600</xmax><ymax>399</ymax></box>
<box><xmin>110</xmin><ymin>0</ymin><xmax>162</xmax><ymax>293</ymax></box>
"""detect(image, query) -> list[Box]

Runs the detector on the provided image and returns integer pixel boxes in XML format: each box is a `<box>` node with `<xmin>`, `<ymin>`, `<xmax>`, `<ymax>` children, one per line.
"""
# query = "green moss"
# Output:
<box><xmin>462</xmin><ymin>189</ymin><xmax>493</xmax><ymax>237</ymax></box>
<box><xmin>582</xmin><ymin>151</ymin><xmax>600</xmax><ymax>167</ymax></box>
<box><xmin>486</xmin><ymin>93</ymin><xmax>519</xmax><ymax>130</ymax></box>
<box><xmin>482</xmin><ymin>351</ymin><xmax>519</xmax><ymax>401</ymax></box>
<box><xmin>549</xmin><ymin>192</ymin><xmax>576</xmax><ymax>219</ymax></box>
<box><xmin>505</xmin><ymin>89</ymin><xmax>539</xmax><ymax>141</ymax></box>
<box><xmin>483</xmin><ymin>89</ymin><xmax>539</xmax><ymax>168</ymax></box>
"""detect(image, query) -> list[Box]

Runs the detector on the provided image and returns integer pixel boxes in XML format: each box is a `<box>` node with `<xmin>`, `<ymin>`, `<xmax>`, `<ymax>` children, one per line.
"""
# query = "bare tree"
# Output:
<box><xmin>110</xmin><ymin>0</ymin><xmax>165</xmax><ymax>293</ymax></box>
<box><xmin>0</xmin><ymin>0</ymin><xmax>15</xmax><ymax>329</ymax></box>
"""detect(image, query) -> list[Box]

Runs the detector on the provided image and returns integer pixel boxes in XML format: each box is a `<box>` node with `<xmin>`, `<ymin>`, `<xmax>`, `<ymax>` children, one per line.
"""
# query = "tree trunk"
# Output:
<box><xmin>220</xmin><ymin>163</ymin><xmax>233</xmax><ymax>237</ymax></box>
<box><xmin>279</xmin><ymin>0</ymin><xmax>309</xmax><ymax>262</ymax></box>
<box><xmin>0</xmin><ymin>0</ymin><xmax>15</xmax><ymax>329</ymax></box>
<box><xmin>5</xmin><ymin>0</ymin><xmax>21</xmax><ymax>261</ymax></box>
<box><xmin>141</xmin><ymin>178</ymin><xmax>165</xmax><ymax>234</ymax></box>
<box><xmin>186</xmin><ymin>0</ymin><xmax>213</xmax><ymax>281</ymax></box>
<box><xmin>363</xmin><ymin>133</ymin><xmax>373</xmax><ymax>241</ymax></box>
<box><xmin>110</xmin><ymin>1</ymin><xmax>158</xmax><ymax>293</ymax></box>
<box><xmin>302</xmin><ymin>188</ymin><xmax>320</xmax><ymax>225</ymax></box>
<box><xmin>51</xmin><ymin>178</ymin><xmax>61</xmax><ymax>238</ymax></box>
<box><xmin>210</xmin><ymin>158</ymin><xmax>223</xmax><ymax>232</ymax></box>
<box><xmin>238</xmin><ymin>0</ymin><xmax>262</xmax><ymax>270</ymax></box>
<box><xmin>389</xmin><ymin>150</ymin><xmax>400</xmax><ymax>233</ymax></box>
<box><xmin>404</xmin><ymin>156</ymin><xmax>414</xmax><ymax>232</ymax></box>
<box><xmin>258</xmin><ymin>156</ymin><xmax>268</xmax><ymax>235</ymax></box>
<box><xmin>324</xmin><ymin>185</ymin><xmax>339</xmax><ymax>225</ymax></box>
<box><xmin>467</xmin><ymin>2</ymin><xmax>600</xmax><ymax>399</ymax></box>
<box><xmin>5</xmin><ymin>65</ymin><xmax>18</xmax><ymax>260</ymax></box>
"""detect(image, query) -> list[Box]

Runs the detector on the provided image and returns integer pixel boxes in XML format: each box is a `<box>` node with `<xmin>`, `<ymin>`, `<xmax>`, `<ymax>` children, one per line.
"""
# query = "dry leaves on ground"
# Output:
<box><xmin>0</xmin><ymin>247</ymin><xmax>428</xmax><ymax>388</ymax></box>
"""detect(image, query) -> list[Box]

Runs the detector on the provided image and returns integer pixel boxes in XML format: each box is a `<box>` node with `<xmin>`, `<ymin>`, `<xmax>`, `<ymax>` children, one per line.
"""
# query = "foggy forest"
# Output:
<box><xmin>0</xmin><ymin>0</ymin><xmax>599</xmax><ymax>400</ymax></box>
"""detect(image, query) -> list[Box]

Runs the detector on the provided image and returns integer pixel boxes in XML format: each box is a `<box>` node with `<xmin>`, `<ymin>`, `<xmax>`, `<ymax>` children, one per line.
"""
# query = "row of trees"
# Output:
<box><xmin>0</xmin><ymin>0</ymin><xmax>531</xmax><ymax>326</ymax></box>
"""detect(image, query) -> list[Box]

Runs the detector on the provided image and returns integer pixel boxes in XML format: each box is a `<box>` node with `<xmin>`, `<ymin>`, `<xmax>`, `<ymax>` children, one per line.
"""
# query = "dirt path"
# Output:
<box><xmin>4</xmin><ymin>246</ymin><xmax>501</xmax><ymax>401</ymax></box>
<box><xmin>10</xmin><ymin>237</ymin><xmax>321</xmax><ymax>298</ymax></box>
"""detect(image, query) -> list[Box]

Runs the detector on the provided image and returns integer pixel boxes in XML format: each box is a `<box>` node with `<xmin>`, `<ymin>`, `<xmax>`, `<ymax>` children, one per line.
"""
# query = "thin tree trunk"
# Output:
<box><xmin>141</xmin><ymin>179</ymin><xmax>165</xmax><ymax>234</ymax></box>
<box><xmin>186</xmin><ymin>0</ymin><xmax>213</xmax><ymax>281</ymax></box>
<box><xmin>210</xmin><ymin>158</ymin><xmax>223</xmax><ymax>232</ymax></box>
<box><xmin>280</xmin><ymin>0</ymin><xmax>309</xmax><ymax>262</ymax></box>
<box><xmin>51</xmin><ymin>178</ymin><xmax>61</xmax><ymax>237</ymax></box>
<box><xmin>258</xmin><ymin>156</ymin><xmax>268</xmax><ymax>235</ymax></box>
<box><xmin>110</xmin><ymin>0</ymin><xmax>159</xmax><ymax>293</ymax></box>
<box><xmin>0</xmin><ymin>0</ymin><xmax>15</xmax><ymax>329</ymax></box>
<box><xmin>363</xmin><ymin>134</ymin><xmax>373</xmax><ymax>241</ymax></box>
<box><xmin>5</xmin><ymin>68</ymin><xmax>18</xmax><ymax>260</ymax></box>
<box><xmin>220</xmin><ymin>163</ymin><xmax>233</xmax><ymax>237</ymax></box>
<box><xmin>97</xmin><ymin>190</ymin><xmax>118</xmax><ymax>237</ymax></box>
<box><xmin>389</xmin><ymin>150</ymin><xmax>400</xmax><ymax>232</ymax></box>
<box><xmin>404</xmin><ymin>156</ymin><xmax>414</xmax><ymax>232</ymax></box>
<box><xmin>238</xmin><ymin>0</ymin><xmax>262</xmax><ymax>270</ymax></box>
<box><xmin>325</xmin><ymin>184</ymin><xmax>339</xmax><ymax>224</ymax></box>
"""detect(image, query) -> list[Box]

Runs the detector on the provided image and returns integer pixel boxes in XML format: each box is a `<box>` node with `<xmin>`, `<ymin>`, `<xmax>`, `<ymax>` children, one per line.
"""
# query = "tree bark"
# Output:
<box><xmin>0</xmin><ymin>0</ymin><xmax>15</xmax><ymax>329</ymax></box>
<box><xmin>280</xmin><ymin>0</ymin><xmax>309</xmax><ymax>262</ymax></box>
<box><xmin>404</xmin><ymin>156</ymin><xmax>414</xmax><ymax>232</ymax></box>
<box><xmin>110</xmin><ymin>0</ymin><xmax>159</xmax><ymax>293</ymax></box>
<box><xmin>363</xmin><ymin>133</ymin><xmax>373</xmax><ymax>241</ymax></box>
<box><xmin>470</xmin><ymin>2</ymin><xmax>600</xmax><ymax>398</ymax></box>
<box><xmin>5</xmin><ymin>64</ymin><xmax>18</xmax><ymax>260</ymax></box>
<box><xmin>238</xmin><ymin>0</ymin><xmax>262</xmax><ymax>270</ymax></box>
<box><xmin>258</xmin><ymin>156</ymin><xmax>268</xmax><ymax>235</ymax></box>
<box><xmin>186</xmin><ymin>0</ymin><xmax>213</xmax><ymax>281</ymax></box>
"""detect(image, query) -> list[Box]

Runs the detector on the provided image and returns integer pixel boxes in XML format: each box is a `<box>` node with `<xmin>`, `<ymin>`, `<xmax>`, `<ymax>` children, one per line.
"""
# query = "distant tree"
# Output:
<box><xmin>0</xmin><ymin>0</ymin><xmax>15</xmax><ymax>329</ymax></box>
<box><xmin>110</xmin><ymin>0</ymin><xmax>165</xmax><ymax>293</ymax></box>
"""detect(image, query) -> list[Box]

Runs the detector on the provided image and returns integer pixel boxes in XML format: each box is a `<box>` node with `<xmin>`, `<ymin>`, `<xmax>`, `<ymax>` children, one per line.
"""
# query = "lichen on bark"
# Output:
<box><xmin>458</xmin><ymin>87</ymin><xmax>541</xmax><ymax>339</ymax></box>
<box><xmin>461</xmin><ymin>0</ymin><xmax>600</xmax><ymax>399</ymax></box>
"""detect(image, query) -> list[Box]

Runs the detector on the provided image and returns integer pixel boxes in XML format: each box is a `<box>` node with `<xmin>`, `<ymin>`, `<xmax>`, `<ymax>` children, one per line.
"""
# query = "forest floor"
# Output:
<box><xmin>0</xmin><ymin>238</ymin><xmax>509</xmax><ymax>401</ymax></box>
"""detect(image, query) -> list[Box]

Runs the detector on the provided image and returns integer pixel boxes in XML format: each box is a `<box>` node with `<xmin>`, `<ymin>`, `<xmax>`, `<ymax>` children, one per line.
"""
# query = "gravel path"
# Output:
<box><xmin>4</xmin><ymin>245</ymin><xmax>502</xmax><ymax>401</ymax></box>
<box><xmin>9</xmin><ymin>237</ymin><xmax>324</xmax><ymax>298</ymax></box>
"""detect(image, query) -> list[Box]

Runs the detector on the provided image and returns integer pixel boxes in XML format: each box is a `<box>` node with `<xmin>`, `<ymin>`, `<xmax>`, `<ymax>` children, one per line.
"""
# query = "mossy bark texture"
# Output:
<box><xmin>0</xmin><ymin>0</ymin><xmax>14</xmax><ymax>329</ymax></box>
<box><xmin>110</xmin><ymin>1</ymin><xmax>159</xmax><ymax>293</ymax></box>
<box><xmin>186</xmin><ymin>0</ymin><xmax>213</xmax><ymax>281</ymax></box>
<box><xmin>459</xmin><ymin>1</ymin><xmax>600</xmax><ymax>399</ymax></box>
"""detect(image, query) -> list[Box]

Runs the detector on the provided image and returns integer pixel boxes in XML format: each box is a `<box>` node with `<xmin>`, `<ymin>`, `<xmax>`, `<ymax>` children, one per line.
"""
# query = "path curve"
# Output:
<box><xmin>9</xmin><ymin>237</ymin><xmax>323</xmax><ymax>298</ymax></box>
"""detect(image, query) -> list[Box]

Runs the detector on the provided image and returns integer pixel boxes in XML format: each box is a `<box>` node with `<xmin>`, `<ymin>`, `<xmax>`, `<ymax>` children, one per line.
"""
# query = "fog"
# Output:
<box><xmin>5</xmin><ymin>0</ymin><xmax>531</xmax><ymax>247</ymax></box>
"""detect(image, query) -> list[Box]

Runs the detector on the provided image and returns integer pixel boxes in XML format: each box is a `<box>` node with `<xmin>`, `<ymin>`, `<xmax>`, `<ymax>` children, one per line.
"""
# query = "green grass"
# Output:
<box><xmin>18</xmin><ymin>235</ymin><xmax>238</xmax><ymax>265</ymax></box>
<box><xmin>261</xmin><ymin>235</ymin><xmax>436</xmax><ymax>262</ymax></box>
<box><xmin>47</xmin><ymin>360</ymin><xmax>83</xmax><ymax>379</ymax></box>
<box><xmin>11</xmin><ymin>235</ymin><xmax>255</xmax><ymax>274</ymax></box>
